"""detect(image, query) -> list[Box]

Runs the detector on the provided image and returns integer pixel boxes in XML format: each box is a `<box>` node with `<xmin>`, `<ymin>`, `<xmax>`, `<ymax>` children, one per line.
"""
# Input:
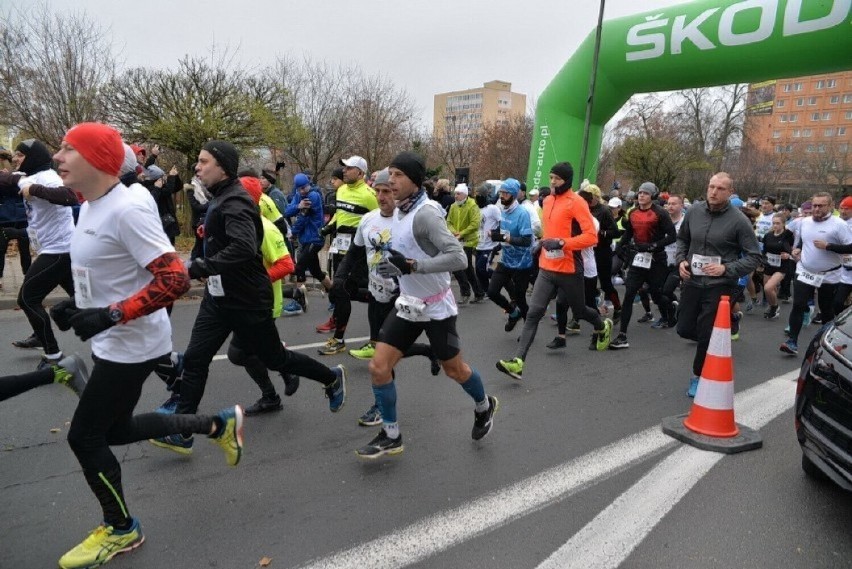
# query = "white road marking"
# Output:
<box><xmin>538</xmin><ymin>371</ymin><xmax>798</xmax><ymax>569</ymax></box>
<box><xmin>209</xmin><ymin>336</ymin><xmax>371</xmax><ymax>361</ymax></box>
<box><xmin>297</xmin><ymin>370</ymin><xmax>798</xmax><ymax>569</ymax></box>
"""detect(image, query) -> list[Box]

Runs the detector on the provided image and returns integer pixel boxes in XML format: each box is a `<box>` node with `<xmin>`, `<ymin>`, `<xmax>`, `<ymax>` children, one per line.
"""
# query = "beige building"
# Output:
<box><xmin>433</xmin><ymin>80</ymin><xmax>526</xmax><ymax>142</ymax></box>
<box><xmin>744</xmin><ymin>70</ymin><xmax>851</xmax><ymax>195</ymax></box>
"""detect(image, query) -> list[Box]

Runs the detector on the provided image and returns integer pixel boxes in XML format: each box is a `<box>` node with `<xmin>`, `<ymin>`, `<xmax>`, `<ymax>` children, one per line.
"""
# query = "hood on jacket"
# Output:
<box><xmin>16</xmin><ymin>139</ymin><xmax>53</xmax><ymax>175</ymax></box>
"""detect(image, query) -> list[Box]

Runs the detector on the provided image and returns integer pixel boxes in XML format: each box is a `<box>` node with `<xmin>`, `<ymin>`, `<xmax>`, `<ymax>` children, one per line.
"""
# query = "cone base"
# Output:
<box><xmin>662</xmin><ymin>414</ymin><xmax>763</xmax><ymax>455</ymax></box>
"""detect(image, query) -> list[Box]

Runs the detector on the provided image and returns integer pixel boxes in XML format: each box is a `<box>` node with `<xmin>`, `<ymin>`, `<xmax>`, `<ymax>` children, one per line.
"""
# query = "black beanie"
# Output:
<box><xmin>550</xmin><ymin>162</ymin><xmax>574</xmax><ymax>188</ymax></box>
<box><xmin>202</xmin><ymin>140</ymin><xmax>239</xmax><ymax>178</ymax></box>
<box><xmin>389</xmin><ymin>151</ymin><xmax>425</xmax><ymax>188</ymax></box>
<box><xmin>261</xmin><ymin>169</ymin><xmax>277</xmax><ymax>185</ymax></box>
<box><xmin>16</xmin><ymin>139</ymin><xmax>53</xmax><ymax>176</ymax></box>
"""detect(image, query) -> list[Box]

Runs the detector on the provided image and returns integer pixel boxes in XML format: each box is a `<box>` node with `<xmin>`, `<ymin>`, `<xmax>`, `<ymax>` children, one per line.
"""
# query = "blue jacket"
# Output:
<box><xmin>286</xmin><ymin>188</ymin><xmax>324</xmax><ymax>245</ymax></box>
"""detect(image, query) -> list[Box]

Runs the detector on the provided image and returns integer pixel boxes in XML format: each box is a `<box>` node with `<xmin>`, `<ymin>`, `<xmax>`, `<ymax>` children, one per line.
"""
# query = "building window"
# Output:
<box><xmin>794</xmin><ymin>82</ymin><xmax>803</xmax><ymax>91</ymax></box>
<box><xmin>839</xmin><ymin>127</ymin><xmax>847</xmax><ymax>136</ymax></box>
<box><xmin>830</xmin><ymin>95</ymin><xmax>840</xmax><ymax>104</ymax></box>
<box><xmin>816</xmin><ymin>80</ymin><xmax>825</xmax><ymax>89</ymax></box>
<box><xmin>808</xmin><ymin>97</ymin><xmax>818</xmax><ymax>105</ymax></box>
<box><xmin>827</xmin><ymin>79</ymin><xmax>837</xmax><ymax>88</ymax></box>
<box><xmin>776</xmin><ymin>99</ymin><xmax>786</xmax><ymax>108</ymax></box>
<box><xmin>789</xmin><ymin>114</ymin><xmax>798</xmax><ymax>122</ymax></box>
<box><xmin>846</xmin><ymin>111</ymin><xmax>852</xmax><ymax>120</ymax></box>
<box><xmin>783</xmin><ymin>84</ymin><xmax>792</xmax><ymax>92</ymax></box>
<box><xmin>822</xmin><ymin>112</ymin><xmax>831</xmax><ymax>120</ymax></box>
<box><xmin>786</xmin><ymin>145</ymin><xmax>793</xmax><ymax>152</ymax></box>
<box><xmin>792</xmin><ymin>129</ymin><xmax>801</xmax><ymax>137</ymax></box>
<box><xmin>844</xmin><ymin>94</ymin><xmax>852</xmax><ymax>103</ymax></box>
<box><xmin>840</xmin><ymin>143</ymin><xmax>849</xmax><ymax>152</ymax></box>
<box><xmin>811</xmin><ymin>112</ymin><xmax>821</xmax><ymax>121</ymax></box>
<box><xmin>825</xmin><ymin>128</ymin><xmax>835</xmax><ymax>137</ymax></box>
<box><xmin>796</xmin><ymin>98</ymin><xmax>804</xmax><ymax>107</ymax></box>
<box><xmin>772</xmin><ymin>130</ymin><xmax>781</xmax><ymax>138</ymax></box>
<box><xmin>806</xmin><ymin>144</ymin><xmax>816</xmax><ymax>152</ymax></box>
<box><xmin>818</xmin><ymin>144</ymin><xmax>826</xmax><ymax>153</ymax></box>
<box><xmin>803</xmin><ymin>129</ymin><xmax>813</xmax><ymax>137</ymax></box>
<box><xmin>779</xmin><ymin>114</ymin><xmax>787</xmax><ymax>123</ymax></box>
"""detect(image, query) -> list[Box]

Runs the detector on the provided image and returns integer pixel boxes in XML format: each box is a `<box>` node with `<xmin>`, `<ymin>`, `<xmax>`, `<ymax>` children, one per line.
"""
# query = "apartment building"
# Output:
<box><xmin>433</xmin><ymin>80</ymin><xmax>526</xmax><ymax>142</ymax></box>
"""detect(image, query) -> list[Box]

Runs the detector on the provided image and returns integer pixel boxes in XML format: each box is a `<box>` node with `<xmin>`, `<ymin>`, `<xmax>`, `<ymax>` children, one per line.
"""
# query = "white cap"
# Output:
<box><xmin>340</xmin><ymin>155</ymin><xmax>368</xmax><ymax>173</ymax></box>
<box><xmin>608</xmin><ymin>197</ymin><xmax>622</xmax><ymax>208</ymax></box>
<box><xmin>529</xmin><ymin>188</ymin><xmax>540</xmax><ymax>196</ymax></box>
<box><xmin>454</xmin><ymin>183</ymin><xmax>469</xmax><ymax>196</ymax></box>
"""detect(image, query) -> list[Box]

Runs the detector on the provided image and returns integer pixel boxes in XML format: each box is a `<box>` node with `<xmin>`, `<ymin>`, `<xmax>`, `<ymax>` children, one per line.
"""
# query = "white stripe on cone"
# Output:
<box><xmin>707</xmin><ymin>326</ymin><xmax>731</xmax><ymax>357</ymax></box>
<box><xmin>693</xmin><ymin>378</ymin><xmax>735</xmax><ymax>410</ymax></box>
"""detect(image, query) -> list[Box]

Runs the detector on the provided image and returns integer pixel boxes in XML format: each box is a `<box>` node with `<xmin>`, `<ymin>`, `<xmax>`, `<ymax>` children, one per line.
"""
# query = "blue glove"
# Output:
<box><xmin>69</xmin><ymin>307</ymin><xmax>116</xmax><ymax>341</ymax></box>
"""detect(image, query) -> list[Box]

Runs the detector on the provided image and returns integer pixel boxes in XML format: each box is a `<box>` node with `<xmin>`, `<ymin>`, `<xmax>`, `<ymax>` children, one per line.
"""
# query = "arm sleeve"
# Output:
<box><xmin>412</xmin><ymin>205</ymin><xmax>467</xmax><ymax>273</ymax></box>
<box><xmin>0</xmin><ymin>172</ymin><xmax>23</xmax><ymax>195</ymax></box>
<box><xmin>598</xmin><ymin>207</ymin><xmax>618</xmax><ymax>240</ymax></box>
<box><xmin>267</xmin><ymin>255</ymin><xmax>294</xmax><ymax>282</ymax></box>
<box><xmin>27</xmin><ymin>184</ymin><xmax>81</xmax><ymax>206</ymax></box>
<box><xmin>653</xmin><ymin>208</ymin><xmax>677</xmax><ymax>250</ymax></box>
<box><xmin>114</xmin><ymin>252</ymin><xmax>190</xmax><ymax>322</ymax></box>
<box><xmin>620</xmin><ymin>212</ymin><xmax>635</xmax><ymax>249</ymax></box>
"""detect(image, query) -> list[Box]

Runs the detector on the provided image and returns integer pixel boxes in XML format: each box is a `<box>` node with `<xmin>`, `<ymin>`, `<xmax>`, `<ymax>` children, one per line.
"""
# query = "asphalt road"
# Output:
<box><xmin>2</xmin><ymin>293</ymin><xmax>851</xmax><ymax>569</ymax></box>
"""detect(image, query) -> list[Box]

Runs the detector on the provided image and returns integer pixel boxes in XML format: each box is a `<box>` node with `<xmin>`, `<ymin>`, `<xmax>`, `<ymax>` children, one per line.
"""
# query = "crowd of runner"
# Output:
<box><xmin>1</xmin><ymin>124</ymin><xmax>849</xmax><ymax>568</ymax></box>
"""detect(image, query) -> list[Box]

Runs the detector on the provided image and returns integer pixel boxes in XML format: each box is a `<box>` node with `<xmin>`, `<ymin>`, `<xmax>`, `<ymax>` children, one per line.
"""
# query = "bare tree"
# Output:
<box><xmin>470</xmin><ymin>114</ymin><xmax>533</xmax><ymax>182</ymax></box>
<box><xmin>432</xmin><ymin>114</ymin><xmax>479</xmax><ymax>180</ymax></box>
<box><xmin>674</xmin><ymin>84</ymin><xmax>747</xmax><ymax>171</ymax></box>
<box><xmin>0</xmin><ymin>3</ymin><xmax>115</xmax><ymax>148</ymax></box>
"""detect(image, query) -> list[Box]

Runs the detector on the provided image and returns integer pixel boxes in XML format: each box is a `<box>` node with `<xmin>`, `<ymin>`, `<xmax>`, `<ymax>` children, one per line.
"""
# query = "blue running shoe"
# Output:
<box><xmin>687</xmin><ymin>376</ymin><xmax>699</xmax><ymax>398</ymax></box>
<box><xmin>325</xmin><ymin>365</ymin><xmax>347</xmax><ymax>412</ymax></box>
<box><xmin>149</xmin><ymin>433</ymin><xmax>194</xmax><ymax>455</ymax></box>
<box><xmin>282</xmin><ymin>299</ymin><xmax>303</xmax><ymax>316</ymax></box>
<box><xmin>155</xmin><ymin>393</ymin><xmax>181</xmax><ymax>414</ymax></box>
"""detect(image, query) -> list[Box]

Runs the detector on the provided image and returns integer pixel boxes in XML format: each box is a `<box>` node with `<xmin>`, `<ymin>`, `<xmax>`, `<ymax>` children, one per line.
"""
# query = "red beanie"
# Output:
<box><xmin>841</xmin><ymin>196</ymin><xmax>852</xmax><ymax>209</ymax></box>
<box><xmin>240</xmin><ymin>176</ymin><xmax>263</xmax><ymax>204</ymax></box>
<box><xmin>64</xmin><ymin>123</ymin><xmax>124</xmax><ymax>176</ymax></box>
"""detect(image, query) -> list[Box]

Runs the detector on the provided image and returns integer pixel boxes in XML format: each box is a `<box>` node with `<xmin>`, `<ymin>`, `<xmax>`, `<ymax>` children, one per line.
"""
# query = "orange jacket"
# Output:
<box><xmin>539</xmin><ymin>190</ymin><xmax>598</xmax><ymax>274</ymax></box>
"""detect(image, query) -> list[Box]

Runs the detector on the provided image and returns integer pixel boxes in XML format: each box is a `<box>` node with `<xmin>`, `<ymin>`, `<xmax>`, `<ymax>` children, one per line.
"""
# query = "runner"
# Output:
<box><xmin>49</xmin><ymin>123</ymin><xmax>243</xmax><ymax>569</ymax></box>
<box><xmin>760</xmin><ymin>213</ymin><xmax>794</xmax><ymax>320</ymax></box>
<box><xmin>496</xmin><ymin>162</ymin><xmax>612</xmax><ymax>381</ymax></box>
<box><xmin>355</xmin><ymin>151</ymin><xmax>497</xmax><ymax>458</ymax></box>
<box><xmin>474</xmin><ymin>182</ymin><xmax>502</xmax><ymax>295</ymax></box>
<box><xmin>0</xmin><ymin>353</ymin><xmax>88</xmax><ymax>401</ymax></box>
<box><xmin>610</xmin><ymin>182</ymin><xmax>676</xmax><ymax>349</ymax></box>
<box><xmin>651</xmin><ymin>193</ymin><xmax>686</xmax><ymax>329</ymax></box>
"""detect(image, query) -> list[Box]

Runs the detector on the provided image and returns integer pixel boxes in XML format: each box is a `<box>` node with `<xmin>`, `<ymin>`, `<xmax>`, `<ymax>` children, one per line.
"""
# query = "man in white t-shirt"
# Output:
<box><xmin>48</xmin><ymin>123</ymin><xmax>244</xmax><ymax>569</ymax></box>
<box><xmin>474</xmin><ymin>182</ymin><xmax>502</xmax><ymax>294</ymax></box>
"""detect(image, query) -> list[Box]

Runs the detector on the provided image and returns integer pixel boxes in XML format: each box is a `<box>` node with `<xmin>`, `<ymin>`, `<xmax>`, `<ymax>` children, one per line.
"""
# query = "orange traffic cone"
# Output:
<box><xmin>661</xmin><ymin>294</ymin><xmax>762</xmax><ymax>454</ymax></box>
<box><xmin>683</xmin><ymin>295</ymin><xmax>738</xmax><ymax>437</ymax></box>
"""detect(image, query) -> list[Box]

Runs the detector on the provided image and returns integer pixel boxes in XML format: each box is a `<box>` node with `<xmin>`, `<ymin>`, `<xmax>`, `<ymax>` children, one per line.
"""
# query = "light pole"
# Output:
<box><xmin>579</xmin><ymin>0</ymin><xmax>606</xmax><ymax>182</ymax></box>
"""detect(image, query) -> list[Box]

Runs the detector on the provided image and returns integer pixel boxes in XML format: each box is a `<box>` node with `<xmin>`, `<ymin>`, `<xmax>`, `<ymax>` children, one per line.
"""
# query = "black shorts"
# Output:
<box><xmin>763</xmin><ymin>260</ymin><xmax>793</xmax><ymax>277</ymax></box>
<box><xmin>378</xmin><ymin>311</ymin><xmax>460</xmax><ymax>361</ymax></box>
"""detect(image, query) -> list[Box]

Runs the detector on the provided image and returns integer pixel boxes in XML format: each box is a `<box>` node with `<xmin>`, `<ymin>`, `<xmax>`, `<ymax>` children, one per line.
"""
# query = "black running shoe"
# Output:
<box><xmin>13</xmin><ymin>334</ymin><xmax>43</xmax><ymax>349</ymax></box>
<box><xmin>244</xmin><ymin>395</ymin><xmax>283</xmax><ymax>416</ymax></box>
<box><xmin>356</xmin><ymin>429</ymin><xmax>404</xmax><ymax>459</ymax></box>
<box><xmin>546</xmin><ymin>336</ymin><xmax>566</xmax><ymax>349</ymax></box>
<box><xmin>637</xmin><ymin>312</ymin><xmax>654</xmax><ymax>323</ymax></box>
<box><xmin>430</xmin><ymin>357</ymin><xmax>441</xmax><ymax>376</ymax></box>
<box><xmin>472</xmin><ymin>395</ymin><xmax>499</xmax><ymax>441</ymax></box>
<box><xmin>609</xmin><ymin>333</ymin><xmax>629</xmax><ymax>349</ymax></box>
<box><xmin>505</xmin><ymin>312</ymin><xmax>522</xmax><ymax>332</ymax></box>
<box><xmin>282</xmin><ymin>374</ymin><xmax>300</xmax><ymax>396</ymax></box>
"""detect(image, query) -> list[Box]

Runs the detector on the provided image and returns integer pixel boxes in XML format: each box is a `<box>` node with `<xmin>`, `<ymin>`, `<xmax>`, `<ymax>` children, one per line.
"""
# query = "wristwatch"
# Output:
<box><xmin>108</xmin><ymin>306</ymin><xmax>124</xmax><ymax>324</ymax></box>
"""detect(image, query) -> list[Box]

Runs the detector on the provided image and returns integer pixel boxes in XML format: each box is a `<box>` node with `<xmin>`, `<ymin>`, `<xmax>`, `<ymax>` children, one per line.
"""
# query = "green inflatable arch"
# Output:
<box><xmin>527</xmin><ymin>0</ymin><xmax>852</xmax><ymax>188</ymax></box>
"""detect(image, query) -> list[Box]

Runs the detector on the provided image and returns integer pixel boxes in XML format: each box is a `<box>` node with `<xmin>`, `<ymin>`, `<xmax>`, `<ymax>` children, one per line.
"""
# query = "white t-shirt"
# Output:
<box><xmin>798</xmin><ymin>215</ymin><xmax>852</xmax><ymax>284</ymax></box>
<box><xmin>71</xmin><ymin>183</ymin><xmax>174</xmax><ymax>362</ymax></box>
<box><xmin>755</xmin><ymin>212</ymin><xmax>773</xmax><ymax>240</ymax></box>
<box><xmin>520</xmin><ymin>199</ymin><xmax>542</xmax><ymax>238</ymax></box>
<box><xmin>582</xmin><ymin>218</ymin><xmax>600</xmax><ymax>278</ymax></box>
<box><xmin>477</xmin><ymin>204</ymin><xmax>502</xmax><ymax>251</ymax></box>
<box><xmin>18</xmin><ymin>169</ymin><xmax>74</xmax><ymax>255</ymax></box>
<box><xmin>354</xmin><ymin>209</ymin><xmax>397</xmax><ymax>303</ymax></box>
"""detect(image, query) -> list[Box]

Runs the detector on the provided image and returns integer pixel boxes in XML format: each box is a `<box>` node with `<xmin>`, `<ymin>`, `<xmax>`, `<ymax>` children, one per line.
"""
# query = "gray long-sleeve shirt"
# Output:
<box><xmin>407</xmin><ymin>200</ymin><xmax>467</xmax><ymax>274</ymax></box>
<box><xmin>675</xmin><ymin>200</ymin><xmax>762</xmax><ymax>287</ymax></box>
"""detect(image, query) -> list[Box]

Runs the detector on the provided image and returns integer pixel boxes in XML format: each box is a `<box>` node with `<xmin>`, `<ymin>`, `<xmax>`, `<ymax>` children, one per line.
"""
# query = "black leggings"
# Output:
<box><xmin>788</xmin><ymin>279</ymin><xmax>838</xmax><ymax>343</ymax></box>
<box><xmin>487</xmin><ymin>264</ymin><xmax>532</xmax><ymax>318</ymax></box>
<box><xmin>295</xmin><ymin>242</ymin><xmax>327</xmax><ymax>282</ymax></box>
<box><xmin>18</xmin><ymin>252</ymin><xmax>74</xmax><ymax>354</ymax></box>
<box><xmin>68</xmin><ymin>355</ymin><xmax>217</xmax><ymax>527</ymax></box>
<box><xmin>0</xmin><ymin>226</ymin><xmax>31</xmax><ymax>278</ymax></box>
<box><xmin>0</xmin><ymin>367</ymin><xmax>53</xmax><ymax>401</ymax></box>
<box><xmin>620</xmin><ymin>261</ymin><xmax>671</xmax><ymax>334</ymax></box>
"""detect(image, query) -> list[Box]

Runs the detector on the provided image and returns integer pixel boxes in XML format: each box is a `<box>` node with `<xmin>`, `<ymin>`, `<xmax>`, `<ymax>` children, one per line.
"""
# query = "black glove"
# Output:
<box><xmin>634</xmin><ymin>242</ymin><xmax>651</xmax><ymax>253</ymax></box>
<box><xmin>320</xmin><ymin>223</ymin><xmax>336</xmax><ymax>237</ymax></box>
<box><xmin>69</xmin><ymin>307</ymin><xmax>116</xmax><ymax>341</ymax></box>
<box><xmin>188</xmin><ymin>259</ymin><xmax>208</xmax><ymax>280</ymax></box>
<box><xmin>540</xmin><ymin>238</ymin><xmax>564</xmax><ymax>251</ymax></box>
<box><xmin>50</xmin><ymin>298</ymin><xmax>79</xmax><ymax>331</ymax></box>
<box><xmin>531</xmin><ymin>241</ymin><xmax>543</xmax><ymax>258</ymax></box>
<box><xmin>376</xmin><ymin>249</ymin><xmax>411</xmax><ymax>278</ymax></box>
<box><xmin>615</xmin><ymin>246</ymin><xmax>628</xmax><ymax>262</ymax></box>
<box><xmin>490</xmin><ymin>229</ymin><xmax>505</xmax><ymax>243</ymax></box>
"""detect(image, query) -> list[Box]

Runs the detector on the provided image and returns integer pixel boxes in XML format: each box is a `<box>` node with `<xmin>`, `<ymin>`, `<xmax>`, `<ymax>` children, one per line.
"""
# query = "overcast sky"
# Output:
<box><xmin>48</xmin><ymin>0</ymin><xmax>685</xmax><ymax>129</ymax></box>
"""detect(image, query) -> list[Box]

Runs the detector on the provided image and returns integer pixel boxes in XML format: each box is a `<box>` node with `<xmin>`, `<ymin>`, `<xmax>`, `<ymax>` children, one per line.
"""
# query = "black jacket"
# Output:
<box><xmin>590</xmin><ymin>202</ymin><xmax>619</xmax><ymax>250</ymax></box>
<box><xmin>191</xmin><ymin>177</ymin><xmax>271</xmax><ymax>310</ymax></box>
<box><xmin>618</xmin><ymin>203</ymin><xmax>676</xmax><ymax>264</ymax></box>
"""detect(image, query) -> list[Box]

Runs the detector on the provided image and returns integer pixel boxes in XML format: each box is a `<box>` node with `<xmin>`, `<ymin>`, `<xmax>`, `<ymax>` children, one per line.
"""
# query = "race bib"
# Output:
<box><xmin>766</xmin><ymin>253</ymin><xmax>781</xmax><ymax>267</ymax></box>
<box><xmin>797</xmin><ymin>267</ymin><xmax>825</xmax><ymax>288</ymax></box>
<box><xmin>632</xmin><ymin>252</ymin><xmax>652</xmax><ymax>269</ymax></box>
<box><xmin>329</xmin><ymin>234</ymin><xmax>352</xmax><ymax>254</ymax></box>
<box><xmin>72</xmin><ymin>265</ymin><xmax>93</xmax><ymax>308</ymax></box>
<box><xmin>368</xmin><ymin>273</ymin><xmax>395</xmax><ymax>303</ymax></box>
<box><xmin>207</xmin><ymin>274</ymin><xmax>225</xmax><ymax>297</ymax></box>
<box><xmin>395</xmin><ymin>293</ymin><xmax>428</xmax><ymax>322</ymax></box>
<box><xmin>665</xmin><ymin>248</ymin><xmax>676</xmax><ymax>266</ymax></box>
<box><xmin>691</xmin><ymin>254</ymin><xmax>721</xmax><ymax>276</ymax></box>
<box><xmin>544</xmin><ymin>248</ymin><xmax>565</xmax><ymax>259</ymax></box>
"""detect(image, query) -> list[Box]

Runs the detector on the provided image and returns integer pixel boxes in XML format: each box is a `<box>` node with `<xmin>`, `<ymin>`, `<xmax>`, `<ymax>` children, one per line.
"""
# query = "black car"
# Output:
<box><xmin>795</xmin><ymin>308</ymin><xmax>852</xmax><ymax>491</ymax></box>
